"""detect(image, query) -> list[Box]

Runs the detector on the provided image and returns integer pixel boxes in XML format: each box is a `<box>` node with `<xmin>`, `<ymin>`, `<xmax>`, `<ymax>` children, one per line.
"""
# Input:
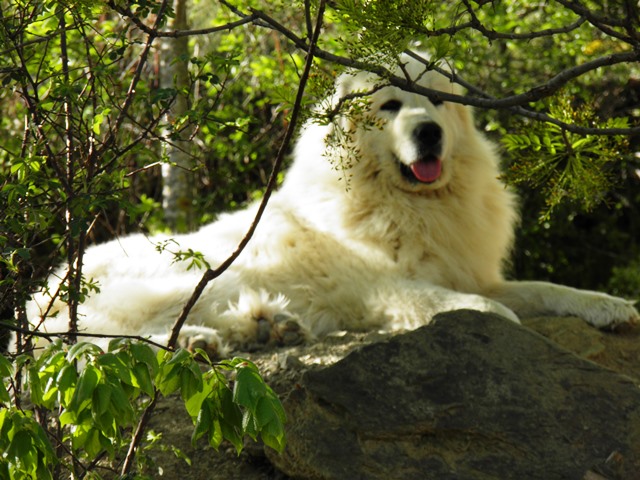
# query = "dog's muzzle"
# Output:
<box><xmin>399</xmin><ymin>122</ymin><xmax>443</xmax><ymax>184</ymax></box>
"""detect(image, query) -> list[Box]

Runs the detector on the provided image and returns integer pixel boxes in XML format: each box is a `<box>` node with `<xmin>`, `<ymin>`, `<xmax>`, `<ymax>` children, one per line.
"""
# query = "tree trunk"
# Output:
<box><xmin>161</xmin><ymin>0</ymin><xmax>195</xmax><ymax>232</ymax></box>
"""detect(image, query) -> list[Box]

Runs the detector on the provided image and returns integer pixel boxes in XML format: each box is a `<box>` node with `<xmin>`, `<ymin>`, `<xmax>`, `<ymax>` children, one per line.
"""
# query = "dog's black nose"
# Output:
<box><xmin>413</xmin><ymin>122</ymin><xmax>442</xmax><ymax>148</ymax></box>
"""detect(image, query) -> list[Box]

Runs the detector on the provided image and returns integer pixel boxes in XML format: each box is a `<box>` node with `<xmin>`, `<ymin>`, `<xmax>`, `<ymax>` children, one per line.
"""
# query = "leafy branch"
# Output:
<box><xmin>0</xmin><ymin>341</ymin><xmax>285</xmax><ymax>479</ymax></box>
<box><xmin>105</xmin><ymin>1</ymin><xmax>640</xmax><ymax>136</ymax></box>
<box><xmin>207</xmin><ymin>1</ymin><xmax>639</xmax><ymax>135</ymax></box>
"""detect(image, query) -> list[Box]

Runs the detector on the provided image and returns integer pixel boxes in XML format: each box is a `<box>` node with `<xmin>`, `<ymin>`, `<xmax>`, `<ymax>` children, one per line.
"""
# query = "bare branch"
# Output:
<box><xmin>117</xmin><ymin>3</ymin><xmax>172</xmax><ymax>473</ymax></box>
<box><xmin>98</xmin><ymin>0</ymin><xmax>171</xmax><ymax>160</ymax></box>
<box><xmin>165</xmin><ymin>0</ymin><xmax>328</xmax><ymax>350</ymax></box>
<box><xmin>0</xmin><ymin>322</ymin><xmax>171</xmax><ymax>353</ymax></box>
<box><xmin>420</xmin><ymin>56</ymin><xmax>640</xmax><ymax>136</ymax></box>
<box><xmin>554</xmin><ymin>0</ymin><xmax>638</xmax><ymax>43</ymax></box>
<box><xmin>207</xmin><ymin>3</ymin><xmax>638</xmax><ymax>135</ymax></box>
<box><xmin>219</xmin><ymin>4</ymin><xmax>638</xmax><ymax>128</ymax></box>
<box><xmin>460</xmin><ymin>0</ymin><xmax>587</xmax><ymax>41</ymax></box>
<box><xmin>123</xmin><ymin>2</ymin><xmax>329</xmax><ymax>476</ymax></box>
<box><xmin>321</xmin><ymin>85</ymin><xmax>387</xmax><ymax>121</ymax></box>
<box><xmin>107</xmin><ymin>0</ymin><xmax>260</xmax><ymax>38</ymax></box>
<box><xmin>158</xmin><ymin>16</ymin><xmax>259</xmax><ymax>37</ymax></box>
<box><xmin>0</xmin><ymin>26</ymin><xmax>76</xmax><ymax>58</ymax></box>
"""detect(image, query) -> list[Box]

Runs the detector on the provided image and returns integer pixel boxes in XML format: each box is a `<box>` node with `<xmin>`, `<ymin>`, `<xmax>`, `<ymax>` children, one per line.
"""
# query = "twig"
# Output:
<box><xmin>9</xmin><ymin>1</ymin><xmax>635</xmax><ymax>136</ymax></box>
<box><xmin>0</xmin><ymin>322</ymin><xmax>173</xmax><ymax>353</ymax></box>
<box><xmin>251</xmin><ymin>12</ymin><xmax>640</xmax><ymax>135</ymax></box>
<box><xmin>166</xmin><ymin>0</ymin><xmax>327</xmax><ymax>350</ymax></box>
<box><xmin>97</xmin><ymin>0</ymin><xmax>170</xmax><ymax>160</ymax></box>
<box><xmin>461</xmin><ymin>0</ymin><xmax>588</xmax><ymax>40</ymax></box>
<box><xmin>120</xmin><ymin>2</ymin><xmax>326</xmax><ymax>475</ymax></box>
<box><xmin>58</xmin><ymin>5</ymin><xmax>82</xmax><ymax>342</ymax></box>
<box><xmin>554</xmin><ymin>0</ymin><xmax>635</xmax><ymax>42</ymax></box>
<box><xmin>417</xmin><ymin>54</ymin><xmax>640</xmax><ymax>136</ymax></box>
<box><xmin>107</xmin><ymin>0</ymin><xmax>259</xmax><ymax>38</ymax></box>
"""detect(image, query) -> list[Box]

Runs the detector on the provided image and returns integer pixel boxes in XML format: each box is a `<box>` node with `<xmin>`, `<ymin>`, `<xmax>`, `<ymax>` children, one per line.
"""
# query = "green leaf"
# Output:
<box><xmin>97</xmin><ymin>352</ymin><xmax>136</xmax><ymax>386</ymax></box>
<box><xmin>156</xmin><ymin>365</ymin><xmax>182</xmax><ymax>396</ymax></box>
<box><xmin>59</xmin><ymin>410</ymin><xmax>77</xmax><ymax>426</ymax></box>
<box><xmin>0</xmin><ymin>381</ymin><xmax>9</xmax><ymax>404</ymax></box>
<box><xmin>191</xmin><ymin>397</ymin><xmax>213</xmax><ymax>446</ymax></box>
<box><xmin>233</xmin><ymin>366</ymin><xmax>267</xmax><ymax>412</ymax></box>
<box><xmin>184</xmin><ymin>380</ymin><xmax>213</xmax><ymax>419</ymax></box>
<box><xmin>55</xmin><ymin>363</ymin><xmax>78</xmax><ymax>408</ymax></box>
<box><xmin>180</xmin><ymin>360</ymin><xmax>204</xmax><ymax>401</ymax></box>
<box><xmin>70</xmin><ymin>364</ymin><xmax>101</xmax><ymax>411</ymax></box>
<box><xmin>218</xmin><ymin>386</ymin><xmax>244</xmax><ymax>452</ymax></box>
<box><xmin>56</xmin><ymin>363</ymin><xmax>78</xmax><ymax>391</ymax></box>
<box><xmin>0</xmin><ymin>354</ymin><xmax>13</xmax><ymax>378</ymax></box>
<box><xmin>242</xmin><ymin>409</ymin><xmax>258</xmax><ymax>439</ymax></box>
<box><xmin>132</xmin><ymin>362</ymin><xmax>155</xmax><ymax>397</ymax></box>
<box><xmin>166</xmin><ymin>347</ymin><xmax>191</xmax><ymax>366</ymax></box>
<box><xmin>255</xmin><ymin>394</ymin><xmax>286</xmax><ymax>429</ymax></box>
<box><xmin>105</xmin><ymin>379</ymin><xmax>135</xmax><ymax>422</ymax></box>
<box><xmin>66</xmin><ymin>341</ymin><xmax>103</xmax><ymax>361</ymax></box>
<box><xmin>28</xmin><ymin>365</ymin><xmax>45</xmax><ymax>406</ymax></box>
<box><xmin>6</xmin><ymin>428</ymin><xmax>33</xmax><ymax>459</ymax></box>
<box><xmin>41</xmin><ymin>382</ymin><xmax>59</xmax><ymax>407</ymax></box>
<box><xmin>86</xmin><ymin>429</ymin><xmax>107</xmax><ymax>458</ymax></box>
<box><xmin>260</xmin><ymin>420</ymin><xmax>286</xmax><ymax>453</ymax></box>
<box><xmin>130</xmin><ymin>342</ymin><xmax>159</xmax><ymax>374</ymax></box>
<box><xmin>92</xmin><ymin>383</ymin><xmax>112</xmax><ymax>416</ymax></box>
<box><xmin>38</xmin><ymin>350</ymin><xmax>66</xmax><ymax>375</ymax></box>
<box><xmin>571</xmin><ymin>137</ymin><xmax>592</xmax><ymax>150</ymax></box>
<box><xmin>92</xmin><ymin>112</ymin><xmax>104</xmax><ymax>134</ymax></box>
<box><xmin>208</xmin><ymin>417</ymin><xmax>224</xmax><ymax>449</ymax></box>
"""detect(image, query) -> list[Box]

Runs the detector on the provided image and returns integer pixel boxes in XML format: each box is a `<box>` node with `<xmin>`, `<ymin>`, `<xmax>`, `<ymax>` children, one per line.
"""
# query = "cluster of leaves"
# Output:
<box><xmin>0</xmin><ymin>341</ymin><xmax>285</xmax><ymax>479</ymax></box>
<box><xmin>503</xmin><ymin>93</ymin><xmax>630</xmax><ymax>219</ymax></box>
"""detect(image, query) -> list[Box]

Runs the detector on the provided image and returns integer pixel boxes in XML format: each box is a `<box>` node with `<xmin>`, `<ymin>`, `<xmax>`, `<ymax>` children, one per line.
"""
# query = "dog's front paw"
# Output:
<box><xmin>255</xmin><ymin>313</ymin><xmax>308</xmax><ymax>347</ymax></box>
<box><xmin>177</xmin><ymin>325</ymin><xmax>228</xmax><ymax>359</ymax></box>
<box><xmin>579</xmin><ymin>293</ymin><xmax>639</xmax><ymax>329</ymax></box>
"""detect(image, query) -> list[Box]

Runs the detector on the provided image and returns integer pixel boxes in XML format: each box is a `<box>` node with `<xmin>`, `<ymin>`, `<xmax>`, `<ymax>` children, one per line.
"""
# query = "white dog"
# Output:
<box><xmin>27</xmin><ymin>52</ymin><xmax>638</xmax><ymax>356</ymax></box>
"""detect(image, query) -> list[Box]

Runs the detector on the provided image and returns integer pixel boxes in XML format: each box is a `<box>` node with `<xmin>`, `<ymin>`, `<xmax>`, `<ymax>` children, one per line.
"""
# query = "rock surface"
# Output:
<box><xmin>140</xmin><ymin>311</ymin><xmax>640</xmax><ymax>480</ymax></box>
<box><xmin>266</xmin><ymin>310</ymin><xmax>640</xmax><ymax>480</ymax></box>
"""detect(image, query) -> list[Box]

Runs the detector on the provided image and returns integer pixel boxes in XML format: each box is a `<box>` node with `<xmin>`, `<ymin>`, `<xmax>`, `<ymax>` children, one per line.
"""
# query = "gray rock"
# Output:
<box><xmin>267</xmin><ymin>310</ymin><xmax>640</xmax><ymax>480</ymax></box>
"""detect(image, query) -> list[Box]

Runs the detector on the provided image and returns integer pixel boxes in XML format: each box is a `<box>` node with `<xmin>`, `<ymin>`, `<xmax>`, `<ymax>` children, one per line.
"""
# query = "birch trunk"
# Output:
<box><xmin>161</xmin><ymin>0</ymin><xmax>195</xmax><ymax>232</ymax></box>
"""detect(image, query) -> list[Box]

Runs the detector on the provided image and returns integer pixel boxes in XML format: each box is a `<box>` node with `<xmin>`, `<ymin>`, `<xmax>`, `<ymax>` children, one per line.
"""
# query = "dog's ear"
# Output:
<box><xmin>445</xmin><ymin>82</ymin><xmax>477</xmax><ymax>133</ymax></box>
<box><xmin>451</xmin><ymin>101</ymin><xmax>477</xmax><ymax>133</ymax></box>
<box><xmin>334</xmin><ymin>74</ymin><xmax>354</xmax><ymax>101</ymax></box>
<box><xmin>322</xmin><ymin>72</ymin><xmax>358</xmax><ymax>134</ymax></box>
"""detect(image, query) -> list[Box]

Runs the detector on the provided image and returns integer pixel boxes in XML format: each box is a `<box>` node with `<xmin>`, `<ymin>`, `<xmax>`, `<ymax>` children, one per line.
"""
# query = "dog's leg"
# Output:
<box><xmin>483</xmin><ymin>281</ymin><xmax>639</xmax><ymax>328</ymax></box>
<box><xmin>146</xmin><ymin>325</ymin><xmax>229</xmax><ymax>358</ymax></box>
<box><xmin>214</xmin><ymin>289</ymin><xmax>309</xmax><ymax>350</ymax></box>
<box><xmin>370</xmin><ymin>283</ymin><xmax>520</xmax><ymax>331</ymax></box>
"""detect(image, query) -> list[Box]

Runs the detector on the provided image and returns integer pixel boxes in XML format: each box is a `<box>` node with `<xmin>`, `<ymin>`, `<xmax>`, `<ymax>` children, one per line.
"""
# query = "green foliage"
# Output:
<box><xmin>1</xmin><ymin>0</ymin><xmax>639</xmax><ymax>476</ymax></box>
<box><xmin>503</xmin><ymin>93</ymin><xmax>630</xmax><ymax>219</ymax></box>
<box><xmin>0</xmin><ymin>409</ymin><xmax>57</xmax><ymax>480</ymax></box>
<box><xmin>1</xmin><ymin>341</ymin><xmax>285</xmax><ymax>478</ymax></box>
<box><xmin>608</xmin><ymin>256</ymin><xmax>640</xmax><ymax>299</ymax></box>
<box><xmin>154</xmin><ymin>239</ymin><xmax>212</xmax><ymax>270</ymax></box>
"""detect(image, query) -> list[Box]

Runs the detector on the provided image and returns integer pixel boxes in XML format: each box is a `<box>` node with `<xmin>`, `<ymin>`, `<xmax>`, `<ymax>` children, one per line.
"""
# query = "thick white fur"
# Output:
<box><xmin>27</xmin><ymin>53</ymin><xmax>638</xmax><ymax>355</ymax></box>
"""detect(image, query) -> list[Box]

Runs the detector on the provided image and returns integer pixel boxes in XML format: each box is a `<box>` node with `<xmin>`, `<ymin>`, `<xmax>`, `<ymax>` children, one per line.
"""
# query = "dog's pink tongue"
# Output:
<box><xmin>410</xmin><ymin>158</ymin><xmax>442</xmax><ymax>183</ymax></box>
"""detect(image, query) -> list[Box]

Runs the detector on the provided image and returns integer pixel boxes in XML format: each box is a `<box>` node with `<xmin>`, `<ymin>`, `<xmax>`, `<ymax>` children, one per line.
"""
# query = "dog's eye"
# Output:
<box><xmin>380</xmin><ymin>100</ymin><xmax>402</xmax><ymax>112</ymax></box>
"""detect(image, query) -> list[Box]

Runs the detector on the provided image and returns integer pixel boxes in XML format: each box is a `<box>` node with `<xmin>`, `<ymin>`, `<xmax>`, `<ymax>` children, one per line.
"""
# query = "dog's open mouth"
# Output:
<box><xmin>399</xmin><ymin>156</ymin><xmax>442</xmax><ymax>184</ymax></box>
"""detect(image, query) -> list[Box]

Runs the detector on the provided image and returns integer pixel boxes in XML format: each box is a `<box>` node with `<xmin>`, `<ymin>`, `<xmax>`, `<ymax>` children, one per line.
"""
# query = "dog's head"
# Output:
<box><xmin>327</xmin><ymin>53</ymin><xmax>479</xmax><ymax>196</ymax></box>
